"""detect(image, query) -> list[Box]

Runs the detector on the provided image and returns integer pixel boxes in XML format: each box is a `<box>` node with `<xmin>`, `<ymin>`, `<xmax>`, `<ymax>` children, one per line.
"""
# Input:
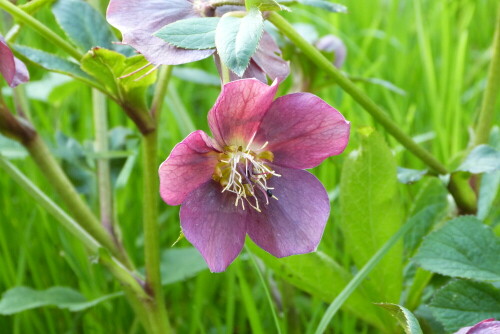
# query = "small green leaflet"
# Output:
<box><xmin>458</xmin><ymin>144</ymin><xmax>500</xmax><ymax>174</ymax></box>
<box><xmin>295</xmin><ymin>0</ymin><xmax>347</xmax><ymax>13</ymax></box>
<box><xmin>154</xmin><ymin>17</ymin><xmax>220</xmax><ymax>50</ymax></box>
<box><xmin>377</xmin><ymin>303</ymin><xmax>423</xmax><ymax>334</ymax></box>
<box><xmin>13</xmin><ymin>45</ymin><xmax>92</xmax><ymax>80</ymax></box>
<box><xmin>215</xmin><ymin>9</ymin><xmax>264</xmax><ymax>77</ymax></box>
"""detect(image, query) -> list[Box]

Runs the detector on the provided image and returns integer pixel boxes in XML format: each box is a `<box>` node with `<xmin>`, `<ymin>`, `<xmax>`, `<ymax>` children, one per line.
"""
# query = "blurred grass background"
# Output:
<box><xmin>0</xmin><ymin>0</ymin><xmax>499</xmax><ymax>333</ymax></box>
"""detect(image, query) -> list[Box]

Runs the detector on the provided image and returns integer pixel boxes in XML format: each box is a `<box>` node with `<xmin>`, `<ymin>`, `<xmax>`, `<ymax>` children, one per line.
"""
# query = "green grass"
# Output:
<box><xmin>0</xmin><ymin>0</ymin><xmax>499</xmax><ymax>333</ymax></box>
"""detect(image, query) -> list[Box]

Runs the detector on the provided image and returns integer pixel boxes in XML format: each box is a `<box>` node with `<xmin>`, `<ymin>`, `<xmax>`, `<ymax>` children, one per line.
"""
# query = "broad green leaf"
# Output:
<box><xmin>458</xmin><ymin>145</ymin><xmax>500</xmax><ymax>174</ymax></box>
<box><xmin>53</xmin><ymin>0</ymin><xmax>126</xmax><ymax>54</ymax></box>
<box><xmin>249</xmin><ymin>242</ymin><xmax>390</xmax><ymax>332</ymax></box>
<box><xmin>404</xmin><ymin>178</ymin><xmax>448</xmax><ymax>254</ymax></box>
<box><xmin>478</xmin><ymin>171</ymin><xmax>500</xmax><ymax>220</ymax></box>
<box><xmin>430</xmin><ymin>280</ymin><xmax>500</xmax><ymax>332</ymax></box>
<box><xmin>215</xmin><ymin>9</ymin><xmax>264</xmax><ymax>77</ymax></box>
<box><xmin>377</xmin><ymin>303</ymin><xmax>424</xmax><ymax>334</ymax></box>
<box><xmin>397</xmin><ymin>167</ymin><xmax>427</xmax><ymax>184</ymax></box>
<box><xmin>340</xmin><ymin>129</ymin><xmax>403</xmax><ymax>303</ymax></box>
<box><xmin>13</xmin><ymin>45</ymin><xmax>92</xmax><ymax>80</ymax></box>
<box><xmin>296</xmin><ymin>0</ymin><xmax>347</xmax><ymax>13</ymax></box>
<box><xmin>160</xmin><ymin>248</ymin><xmax>208</xmax><ymax>285</ymax></box>
<box><xmin>413</xmin><ymin>216</ymin><xmax>500</xmax><ymax>282</ymax></box>
<box><xmin>154</xmin><ymin>17</ymin><xmax>219</xmax><ymax>50</ymax></box>
<box><xmin>0</xmin><ymin>287</ymin><xmax>120</xmax><ymax>315</ymax></box>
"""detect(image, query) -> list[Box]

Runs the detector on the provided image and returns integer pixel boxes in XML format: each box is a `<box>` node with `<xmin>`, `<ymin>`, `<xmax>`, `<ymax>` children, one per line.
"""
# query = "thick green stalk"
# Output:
<box><xmin>141</xmin><ymin>66</ymin><xmax>175</xmax><ymax>333</ymax></box>
<box><xmin>24</xmin><ymin>135</ymin><xmax>133</xmax><ymax>268</ymax></box>
<box><xmin>0</xmin><ymin>0</ymin><xmax>82</xmax><ymax>60</ymax></box>
<box><xmin>142</xmin><ymin>131</ymin><xmax>172</xmax><ymax>334</ymax></box>
<box><xmin>0</xmin><ymin>156</ymin><xmax>155</xmax><ymax>332</ymax></box>
<box><xmin>474</xmin><ymin>5</ymin><xmax>500</xmax><ymax>146</ymax></box>
<box><xmin>268</xmin><ymin>12</ymin><xmax>477</xmax><ymax>213</ymax></box>
<box><xmin>314</xmin><ymin>217</ymin><xmax>419</xmax><ymax>334</ymax></box>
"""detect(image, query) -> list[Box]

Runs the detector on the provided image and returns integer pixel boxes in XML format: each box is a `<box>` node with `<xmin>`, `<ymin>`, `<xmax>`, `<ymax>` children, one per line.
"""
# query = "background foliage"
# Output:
<box><xmin>0</xmin><ymin>0</ymin><xmax>499</xmax><ymax>333</ymax></box>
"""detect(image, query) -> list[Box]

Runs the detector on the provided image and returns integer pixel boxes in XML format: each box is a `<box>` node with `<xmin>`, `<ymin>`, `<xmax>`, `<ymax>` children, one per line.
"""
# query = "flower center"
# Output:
<box><xmin>212</xmin><ymin>143</ymin><xmax>280</xmax><ymax>212</ymax></box>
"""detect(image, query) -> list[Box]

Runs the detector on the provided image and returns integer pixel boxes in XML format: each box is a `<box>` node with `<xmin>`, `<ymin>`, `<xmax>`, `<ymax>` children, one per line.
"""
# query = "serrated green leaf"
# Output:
<box><xmin>296</xmin><ymin>0</ymin><xmax>347</xmax><ymax>13</ymax></box>
<box><xmin>53</xmin><ymin>0</ymin><xmax>127</xmax><ymax>54</ymax></box>
<box><xmin>154</xmin><ymin>17</ymin><xmax>219</xmax><ymax>50</ymax></box>
<box><xmin>377</xmin><ymin>303</ymin><xmax>424</xmax><ymax>334</ymax></box>
<box><xmin>160</xmin><ymin>248</ymin><xmax>208</xmax><ymax>285</ymax></box>
<box><xmin>458</xmin><ymin>145</ymin><xmax>500</xmax><ymax>174</ymax></box>
<box><xmin>340</xmin><ymin>129</ymin><xmax>403</xmax><ymax>303</ymax></box>
<box><xmin>13</xmin><ymin>45</ymin><xmax>92</xmax><ymax>80</ymax></box>
<box><xmin>249</xmin><ymin>241</ymin><xmax>390</xmax><ymax>331</ymax></box>
<box><xmin>215</xmin><ymin>9</ymin><xmax>264</xmax><ymax>77</ymax></box>
<box><xmin>0</xmin><ymin>287</ymin><xmax>120</xmax><ymax>315</ymax></box>
<box><xmin>413</xmin><ymin>216</ymin><xmax>500</xmax><ymax>282</ymax></box>
<box><xmin>430</xmin><ymin>280</ymin><xmax>500</xmax><ymax>332</ymax></box>
<box><xmin>404</xmin><ymin>178</ymin><xmax>448</xmax><ymax>254</ymax></box>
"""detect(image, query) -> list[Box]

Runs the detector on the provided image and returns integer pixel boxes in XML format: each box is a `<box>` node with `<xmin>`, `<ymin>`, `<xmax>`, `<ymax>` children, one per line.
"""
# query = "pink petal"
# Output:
<box><xmin>459</xmin><ymin>319</ymin><xmax>500</xmax><ymax>334</ymax></box>
<box><xmin>106</xmin><ymin>0</ymin><xmax>214</xmax><ymax>65</ymax></box>
<box><xmin>208</xmin><ymin>78</ymin><xmax>278</xmax><ymax>147</ymax></box>
<box><xmin>255</xmin><ymin>93</ymin><xmax>350</xmax><ymax>169</ymax></box>
<box><xmin>180</xmin><ymin>181</ymin><xmax>248</xmax><ymax>272</ymax></box>
<box><xmin>246</xmin><ymin>166</ymin><xmax>330</xmax><ymax>257</ymax></box>
<box><xmin>251</xmin><ymin>32</ymin><xmax>290</xmax><ymax>81</ymax></box>
<box><xmin>159</xmin><ymin>130</ymin><xmax>219</xmax><ymax>206</ymax></box>
<box><xmin>0</xmin><ymin>35</ymin><xmax>29</xmax><ymax>87</ymax></box>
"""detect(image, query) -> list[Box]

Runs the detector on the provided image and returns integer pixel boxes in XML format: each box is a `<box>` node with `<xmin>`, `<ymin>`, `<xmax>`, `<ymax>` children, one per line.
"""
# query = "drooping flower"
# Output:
<box><xmin>0</xmin><ymin>34</ymin><xmax>29</xmax><ymax>87</ymax></box>
<box><xmin>159</xmin><ymin>79</ymin><xmax>350</xmax><ymax>272</ymax></box>
<box><xmin>454</xmin><ymin>319</ymin><xmax>500</xmax><ymax>334</ymax></box>
<box><xmin>315</xmin><ymin>35</ymin><xmax>347</xmax><ymax>68</ymax></box>
<box><xmin>106</xmin><ymin>0</ymin><xmax>289</xmax><ymax>82</ymax></box>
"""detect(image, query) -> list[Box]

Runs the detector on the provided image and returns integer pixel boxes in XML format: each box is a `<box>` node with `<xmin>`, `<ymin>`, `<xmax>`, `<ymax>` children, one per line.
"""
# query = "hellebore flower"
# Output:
<box><xmin>159</xmin><ymin>79</ymin><xmax>350</xmax><ymax>272</ymax></box>
<box><xmin>0</xmin><ymin>35</ymin><xmax>29</xmax><ymax>87</ymax></box>
<box><xmin>454</xmin><ymin>319</ymin><xmax>500</xmax><ymax>334</ymax></box>
<box><xmin>315</xmin><ymin>35</ymin><xmax>347</xmax><ymax>68</ymax></box>
<box><xmin>106</xmin><ymin>0</ymin><xmax>289</xmax><ymax>82</ymax></box>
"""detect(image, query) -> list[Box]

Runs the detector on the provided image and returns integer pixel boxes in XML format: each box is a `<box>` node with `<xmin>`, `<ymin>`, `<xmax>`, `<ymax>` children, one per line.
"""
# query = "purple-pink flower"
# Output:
<box><xmin>159</xmin><ymin>79</ymin><xmax>350</xmax><ymax>272</ymax></box>
<box><xmin>106</xmin><ymin>0</ymin><xmax>289</xmax><ymax>82</ymax></box>
<box><xmin>0</xmin><ymin>34</ymin><xmax>29</xmax><ymax>87</ymax></box>
<box><xmin>454</xmin><ymin>319</ymin><xmax>500</xmax><ymax>334</ymax></box>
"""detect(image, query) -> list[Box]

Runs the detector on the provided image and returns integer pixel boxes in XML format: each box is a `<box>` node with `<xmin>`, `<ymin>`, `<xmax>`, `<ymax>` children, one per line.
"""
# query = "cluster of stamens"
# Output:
<box><xmin>212</xmin><ymin>141</ymin><xmax>280</xmax><ymax>212</ymax></box>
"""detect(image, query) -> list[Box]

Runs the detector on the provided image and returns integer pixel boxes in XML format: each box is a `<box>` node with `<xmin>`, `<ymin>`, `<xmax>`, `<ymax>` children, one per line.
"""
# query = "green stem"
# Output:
<box><xmin>0</xmin><ymin>155</ymin><xmax>155</xmax><ymax>332</ymax></box>
<box><xmin>268</xmin><ymin>12</ymin><xmax>446</xmax><ymax>174</ymax></box>
<box><xmin>142</xmin><ymin>131</ymin><xmax>172</xmax><ymax>334</ymax></box>
<box><xmin>24</xmin><ymin>135</ymin><xmax>133</xmax><ymax>268</ymax></box>
<box><xmin>268</xmin><ymin>12</ymin><xmax>477</xmax><ymax>213</ymax></box>
<box><xmin>314</xmin><ymin>217</ymin><xmax>419</xmax><ymax>334</ymax></box>
<box><xmin>92</xmin><ymin>90</ymin><xmax>115</xmax><ymax>235</ymax></box>
<box><xmin>140</xmin><ymin>67</ymin><xmax>175</xmax><ymax>333</ymax></box>
<box><xmin>474</xmin><ymin>5</ymin><xmax>500</xmax><ymax>146</ymax></box>
<box><xmin>151</xmin><ymin>66</ymin><xmax>173</xmax><ymax>123</ymax></box>
<box><xmin>0</xmin><ymin>0</ymin><xmax>82</xmax><ymax>60</ymax></box>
